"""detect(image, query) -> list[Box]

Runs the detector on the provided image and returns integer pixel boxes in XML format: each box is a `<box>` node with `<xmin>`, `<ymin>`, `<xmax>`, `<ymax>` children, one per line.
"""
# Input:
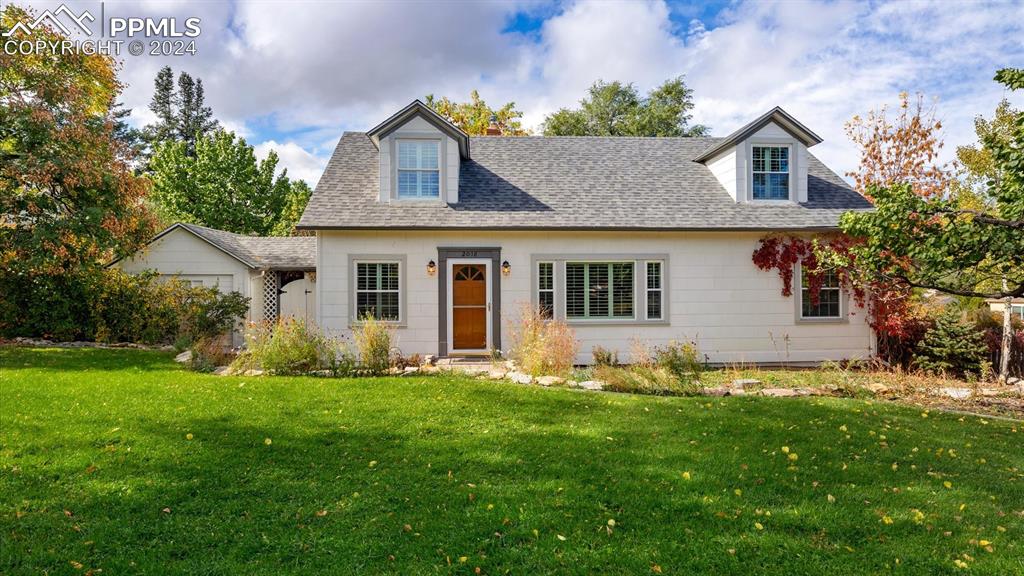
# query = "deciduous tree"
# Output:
<box><xmin>425</xmin><ymin>90</ymin><xmax>528</xmax><ymax>135</ymax></box>
<box><xmin>0</xmin><ymin>4</ymin><xmax>154</xmax><ymax>274</ymax></box>
<box><xmin>1</xmin><ymin>4</ymin><xmax>155</xmax><ymax>336</ymax></box>
<box><xmin>149</xmin><ymin>131</ymin><xmax>296</xmax><ymax>236</ymax></box>
<box><xmin>839</xmin><ymin>70</ymin><xmax>1024</xmax><ymax>380</ymax></box>
<box><xmin>543</xmin><ymin>76</ymin><xmax>707</xmax><ymax>137</ymax></box>
<box><xmin>844</xmin><ymin>91</ymin><xmax>950</xmax><ymax>198</ymax></box>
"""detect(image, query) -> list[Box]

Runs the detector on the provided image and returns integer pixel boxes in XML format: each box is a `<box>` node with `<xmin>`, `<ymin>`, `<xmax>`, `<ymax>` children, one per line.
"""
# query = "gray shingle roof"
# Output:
<box><xmin>298</xmin><ymin>132</ymin><xmax>871</xmax><ymax>231</ymax></box>
<box><xmin>177</xmin><ymin>223</ymin><xmax>316</xmax><ymax>270</ymax></box>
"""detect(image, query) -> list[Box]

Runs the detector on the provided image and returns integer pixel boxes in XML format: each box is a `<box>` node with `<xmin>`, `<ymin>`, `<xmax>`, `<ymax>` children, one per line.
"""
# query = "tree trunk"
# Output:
<box><xmin>999</xmin><ymin>291</ymin><xmax>1012</xmax><ymax>383</ymax></box>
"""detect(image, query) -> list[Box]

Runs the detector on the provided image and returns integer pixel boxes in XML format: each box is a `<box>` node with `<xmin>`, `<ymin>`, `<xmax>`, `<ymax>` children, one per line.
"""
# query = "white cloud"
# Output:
<box><xmin>252</xmin><ymin>140</ymin><xmax>328</xmax><ymax>187</ymax></box>
<box><xmin>22</xmin><ymin>0</ymin><xmax>1022</xmax><ymax>181</ymax></box>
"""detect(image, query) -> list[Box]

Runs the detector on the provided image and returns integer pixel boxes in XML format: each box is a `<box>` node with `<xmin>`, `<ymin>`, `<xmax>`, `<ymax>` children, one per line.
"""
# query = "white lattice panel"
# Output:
<box><xmin>263</xmin><ymin>272</ymin><xmax>278</xmax><ymax>321</ymax></box>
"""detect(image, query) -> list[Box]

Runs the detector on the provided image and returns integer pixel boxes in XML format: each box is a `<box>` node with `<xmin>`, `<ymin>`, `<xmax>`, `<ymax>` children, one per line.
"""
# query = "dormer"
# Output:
<box><xmin>696</xmin><ymin>107</ymin><xmax>823</xmax><ymax>204</ymax></box>
<box><xmin>367</xmin><ymin>100</ymin><xmax>471</xmax><ymax>204</ymax></box>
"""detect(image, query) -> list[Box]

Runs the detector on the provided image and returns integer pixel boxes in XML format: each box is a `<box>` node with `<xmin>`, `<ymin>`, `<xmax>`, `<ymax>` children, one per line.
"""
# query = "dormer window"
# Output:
<box><xmin>752</xmin><ymin>145</ymin><xmax>790</xmax><ymax>200</ymax></box>
<box><xmin>397</xmin><ymin>140</ymin><xmax>440</xmax><ymax>199</ymax></box>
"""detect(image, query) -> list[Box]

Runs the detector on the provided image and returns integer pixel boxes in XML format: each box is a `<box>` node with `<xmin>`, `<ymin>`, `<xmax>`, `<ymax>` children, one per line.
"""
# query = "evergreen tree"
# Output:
<box><xmin>111</xmin><ymin>102</ymin><xmax>144</xmax><ymax>161</ymax></box>
<box><xmin>146</xmin><ymin>66</ymin><xmax>176</xmax><ymax>145</ymax></box>
<box><xmin>914</xmin><ymin>309</ymin><xmax>989</xmax><ymax>378</ymax></box>
<box><xmin>142</xmin><ymin>67</ymin><xmax>219</xmax><ymax>160</ymax></box>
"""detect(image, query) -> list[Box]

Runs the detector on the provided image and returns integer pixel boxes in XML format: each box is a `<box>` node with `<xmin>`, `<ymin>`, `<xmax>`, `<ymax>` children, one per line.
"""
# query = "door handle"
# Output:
<box><xmin>487</xmin><ymin>302</ymin><xmax>491</xmax><ymax>312</ymax></box>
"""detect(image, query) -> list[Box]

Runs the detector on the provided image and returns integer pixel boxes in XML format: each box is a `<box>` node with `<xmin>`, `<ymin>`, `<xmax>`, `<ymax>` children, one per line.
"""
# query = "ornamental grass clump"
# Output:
<box><xmin>508</xmin><ymin>304</ymin><xmax>579</xmax><ymax>377</ymax></box>
<box><xmin>596</xmin><ymin>339</ymin><xmax>704</xmax><ymax>396</ymax></box>
<box><xmin>353</xmin><ymin>314</ymin><xmax>393</xmax><ymax>376</ymax></box>
<box><xmin>233</xmin><ymin>318</ymin><xmax>342</xmax><ymax>375</ymax></box>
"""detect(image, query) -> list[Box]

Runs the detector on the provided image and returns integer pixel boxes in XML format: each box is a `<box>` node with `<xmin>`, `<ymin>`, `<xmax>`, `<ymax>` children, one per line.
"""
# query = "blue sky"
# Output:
<box><xmin>11</xmin><ymin>0</ymin><xmax>1023</xmax><ymax>185</ymax></box>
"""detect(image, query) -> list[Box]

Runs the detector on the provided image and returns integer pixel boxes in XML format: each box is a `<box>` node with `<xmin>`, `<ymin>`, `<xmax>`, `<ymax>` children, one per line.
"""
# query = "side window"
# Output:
<box><xmin>646</xmin><ymin>261</ymin><xmax>663</xmax><ymax>320</ymax></box>
<box><xmin>537</xmin><ymin>261</ymin><xmax>554</xmax><ymax>319</ymax></box>
<box><xmin>800</xmin><ymin>266</ymin><xmax>841</xmax><ymax>319</ymax></box>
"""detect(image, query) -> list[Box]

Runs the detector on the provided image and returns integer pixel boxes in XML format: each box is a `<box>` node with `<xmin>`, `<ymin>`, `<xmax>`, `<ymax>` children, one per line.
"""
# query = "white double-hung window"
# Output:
<box><xmin>355</xmin><ymin>262</ymin><xmax>401</xmax><ymax>321</ymax></box>
<box><xmin>752</xmin><ymin>145</ymin><xmax>790</xmax><ymax>200</ymax></box>
<box><xmin>397</xmin><ymin>140</ymin><xmax>440</xmax><ymax>199</ymax></box>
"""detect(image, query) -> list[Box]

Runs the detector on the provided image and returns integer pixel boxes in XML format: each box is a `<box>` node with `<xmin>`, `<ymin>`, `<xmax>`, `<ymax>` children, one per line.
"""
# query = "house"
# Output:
<box><xmin>988</xmin><ymin>298</ymin><xmax>1024</xmax><ymax>321</ymax></box>
<box><xmin>295</xmin><ymin>101</ymin><xmax>875</xmax><ymax>364</ymax></box>
<box><xmin>112</xmin><ymin>223</ymin><xmax>317</xmax><ymax>340</ymax></box>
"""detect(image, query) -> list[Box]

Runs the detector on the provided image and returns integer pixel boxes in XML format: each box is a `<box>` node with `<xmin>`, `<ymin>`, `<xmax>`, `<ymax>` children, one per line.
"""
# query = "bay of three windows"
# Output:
<box><xmin>538</xmin><ymin>260</ymin><xmax>664</xmax><ymax>321</ymax></box>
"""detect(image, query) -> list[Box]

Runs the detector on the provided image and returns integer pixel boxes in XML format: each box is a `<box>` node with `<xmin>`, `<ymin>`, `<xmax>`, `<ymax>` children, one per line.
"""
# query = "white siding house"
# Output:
<box><xmin>298</xmin><ymin>101</ymin><xmax>876</xmax><ymax>365</ymax></box>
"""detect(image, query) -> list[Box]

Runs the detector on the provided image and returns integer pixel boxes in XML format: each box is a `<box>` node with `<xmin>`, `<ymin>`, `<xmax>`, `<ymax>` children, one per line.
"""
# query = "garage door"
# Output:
<box><xmin>161</xmin><ymin>274</ymin><xmax>234</xmax><ymax>292</ymax></box>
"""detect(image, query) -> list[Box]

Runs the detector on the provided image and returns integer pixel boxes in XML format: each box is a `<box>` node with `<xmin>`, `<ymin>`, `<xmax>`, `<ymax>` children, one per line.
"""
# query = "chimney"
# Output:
<box><xmin>485</xmin><ymin>113</ymin><xmax>501</xmax><ymax>136</ymax></box>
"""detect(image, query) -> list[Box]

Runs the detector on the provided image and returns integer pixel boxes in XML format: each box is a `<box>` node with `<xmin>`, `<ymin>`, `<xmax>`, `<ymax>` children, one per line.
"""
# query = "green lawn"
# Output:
<box><xmin>1</xmin><ymin>348</ymin><xmax>1021</xmax><ymax>575</ymax></box>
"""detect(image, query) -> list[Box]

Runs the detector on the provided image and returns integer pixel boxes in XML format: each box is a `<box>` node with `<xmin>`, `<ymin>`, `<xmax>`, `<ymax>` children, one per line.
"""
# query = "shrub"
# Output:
<box><xmin>507</xmin><ymin>304</ymin><xmax>579</xmax><ymax>377</ymax></box>
<box><xmin>190</xmin><ymin>335</ymin><xmax>235</xmax><ymax>372</ymax></box>
<box><xmin>653</xmin><ymin>340</ymin><xmax>703</xmax><ymax>385</ymax></box>
<box><xmin>353</xmin><ymin>314</ymin><xmax>393</xmax><ymax>375</ymax></box>
<box><xmin>0</xmin><ymin>268</ymin><xmax>249</xmax><ymax>345</ymax></box>
<box><xmin>233</xmin><ymin>318</ymin><xmax>341</xmax><ymax>375</ymax></box>
<box><xmin>914</xmin><ymin>309</ymin><xmax>988</xmax><ymax>378</ymax></box>
<box><xmin>591</xmin><ymin>345</ymin><xmax>618</xmax><ymax>367</ymax></box>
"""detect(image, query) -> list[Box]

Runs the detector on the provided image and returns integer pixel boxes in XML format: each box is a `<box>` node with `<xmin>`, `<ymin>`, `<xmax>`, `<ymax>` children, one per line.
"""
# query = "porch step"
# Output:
<box><xmin>435</xmin><ymin>357</ymin><xmax>495</xmax><ymax>373</ymax></box>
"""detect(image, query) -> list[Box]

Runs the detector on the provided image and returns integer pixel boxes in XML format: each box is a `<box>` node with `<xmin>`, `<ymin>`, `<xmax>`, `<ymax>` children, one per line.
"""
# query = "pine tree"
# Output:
<box><xmin>146</xmin><ymin>66</ymin><xmax>176</xmax><ymax>144</ymax></box>
<box><xmin>914</xmin><ymin>309</ymin><xmax>989</xmax><ymax>378</ymax></box>
<box><xmin>142</xmin><ymin>68</ymin><xmax>219</xmax><ymax>161</ymax></box>
<box><xmin>192</xmin><ymin>79</ymin><xmax>218</xmax><ymax>137</ymax></box>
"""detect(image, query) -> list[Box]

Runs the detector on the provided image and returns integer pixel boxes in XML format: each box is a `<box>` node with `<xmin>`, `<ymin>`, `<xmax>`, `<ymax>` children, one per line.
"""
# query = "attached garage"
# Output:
<box><xmin>113</xmin><ymin>223</ymin><xmax>317</xmax><ymax>342</ymax></box>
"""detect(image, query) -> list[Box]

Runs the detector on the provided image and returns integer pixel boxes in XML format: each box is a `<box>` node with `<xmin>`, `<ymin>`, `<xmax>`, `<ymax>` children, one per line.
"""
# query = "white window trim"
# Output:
<box><xmin>750</xmin><ymin>143</ymin><xmax>792</xmax><ymax>202</ymax></box>
<box><xmin>392</xmin><ymin>136</ymin><xmax>444</xmax><ymax>203</ymax></box>
<box><xmin>348</xmin><ymin>255</ymin><xmax>407</xmax><ymax>326</ymax></box>
<box><xmin>645</xmin><ymin>260</ymin><xmax>664</xmax><ymax>321</ymax></box>
<box><xmin>536</xmin><ymin>260</ymin><xmax>555</xmax><ymax>319</ymax></box>
<box><xmin>530</xmin><ymin>254</ymin><xmax>669</xmax><ymax>326</ymax></box>
<box><xmin>794</xmin><ymin>262</ymin><xmax>846</xmax><ymax>324</ymax></box>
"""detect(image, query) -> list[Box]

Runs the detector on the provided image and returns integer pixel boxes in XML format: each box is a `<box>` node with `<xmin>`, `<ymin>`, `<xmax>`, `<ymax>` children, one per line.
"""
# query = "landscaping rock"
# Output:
<box><xmin>487</xmin><ymin>369</ymin><xmax>508</xmax><ymax>380</ymax></box>
<box><xmin>940</xmin><ymin>387</ymin><xmax>972</xmax><ymax>400</ymax></box>
<box><xmin>759</xmin><ymin>388</ymin><xmax>813</xmax><ymax>397</ymax></box>
<box><xmin>401</xmin><ymin>367</ymin><xmax>420</xmax><ymax>376</ymax></box>
<box><xmin>536</xmin><ymin>375</ymin><xmax>565</xmax><ymax>387</ymax></box>
<box><xmin>731</xmin><ymin>378</ymin><xmax>761</xmax><ymax>389</ymax></box>
<box><xmin>242</xmin><ymin>369</ymin><xmax>264</xmax><ymax>376</ymax></box>
<box><xmin>212</xmin><ymin>366</ymin><xmax>232</xmax><ymax>376</ymax></box>
<box><xmin>174</xmin><ymin>350</ymin><xmax>193</xmax><ymax>363</ymax></box>
<box><xmin>703</xmin><ymin>387</ymin><xmax>730</xmax><ymax>397</ymax></box>
<box><xmin>576</xmin><ymin>380</ymin><xmax>604</xmax><ymax>391</ymax></box>
<box><xmin>863</xmin><ymin>382</ymin><xmax>889</xmax><ymax>395</ymax></box>
<box><xmin>978</xmin><ymin>388</ymin><xmax>1002</xmax><ymax>397</ymax></box>
<box><xmin>420</xmin><ymin>365</ymin><xmax>440</xmax><ymax>374</ymax></box>
<box><xmin>1015</xmin><ymin>381</ymin><xmax>1024</xmax><ymax>396</ymax></box>
<box><xmin>507</xmin><ymin>371</ymin><xmax>533</xmax><ymax>385</ymax></box>
<box><xmin>1006</xmin><ymin>376</ymin><xmax>1019</xmax><ymax>385</ymax></box>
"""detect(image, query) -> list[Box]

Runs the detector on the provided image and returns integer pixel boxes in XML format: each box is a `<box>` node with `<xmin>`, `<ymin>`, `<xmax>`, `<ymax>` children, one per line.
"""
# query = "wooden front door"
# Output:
<box><xmin>452</xmin><ymin>264</ymin><xmax>487</xmax><ymax>350</ymax></box>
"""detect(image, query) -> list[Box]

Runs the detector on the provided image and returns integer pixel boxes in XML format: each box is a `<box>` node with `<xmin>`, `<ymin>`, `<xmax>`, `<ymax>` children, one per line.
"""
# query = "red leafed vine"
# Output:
<box><xmin>752</xmin><ymin>234</ymin><xmax>922</xmax><ymax>350</ymax></box>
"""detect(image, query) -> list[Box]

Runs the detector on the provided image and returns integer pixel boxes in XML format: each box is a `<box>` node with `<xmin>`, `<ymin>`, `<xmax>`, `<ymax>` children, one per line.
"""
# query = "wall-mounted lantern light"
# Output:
<box><xmin>427</xmin><ymin>260</ymin><xmax>437</xmax><ymax>276</ymax></box>
<box><xmin>501</xmin><ymin>260</ymin><xmax>511</xmax><ymax>276</ymax></box>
